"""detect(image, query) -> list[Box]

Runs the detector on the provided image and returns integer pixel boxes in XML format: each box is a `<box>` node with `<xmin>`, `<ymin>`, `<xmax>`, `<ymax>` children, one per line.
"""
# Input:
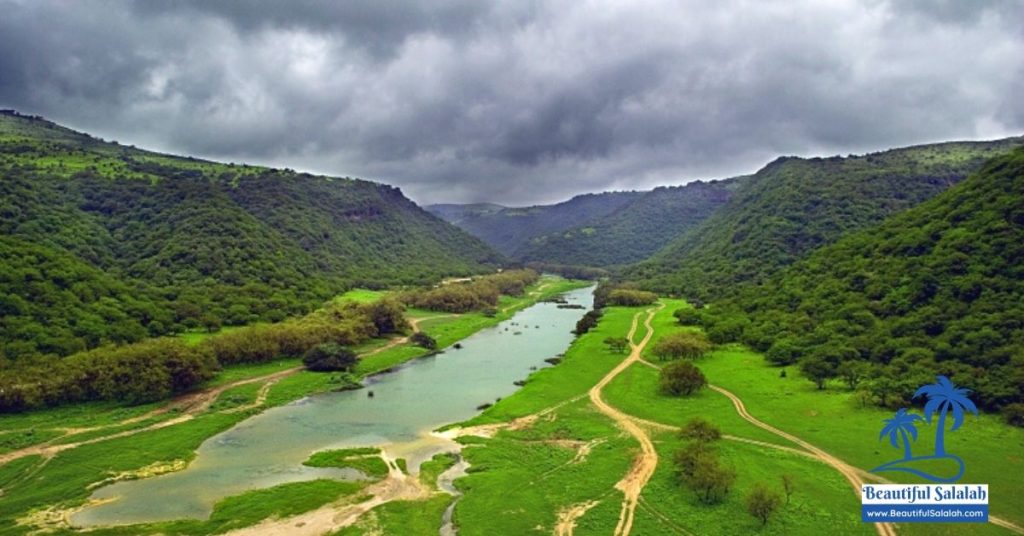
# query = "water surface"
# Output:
<box><xmin>73</xmin><ymin>286</ymin><xmax>594</xmax><ymax>526</ymax></box>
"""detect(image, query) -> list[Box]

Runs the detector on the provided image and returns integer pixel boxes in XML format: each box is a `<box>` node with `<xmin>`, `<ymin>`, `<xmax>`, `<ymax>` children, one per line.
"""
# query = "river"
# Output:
<box><xmin>72</xmin><ymin>285</ymin><xmax>595</xmax><ymax>527</ymax></box>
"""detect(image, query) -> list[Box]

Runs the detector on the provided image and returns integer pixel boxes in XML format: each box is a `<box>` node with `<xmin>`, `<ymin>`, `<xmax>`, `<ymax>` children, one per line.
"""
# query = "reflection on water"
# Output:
<box><xmin>73</xmin><ymin>286</ymin><xmax>594</xmax><ymax>527</ymax></box>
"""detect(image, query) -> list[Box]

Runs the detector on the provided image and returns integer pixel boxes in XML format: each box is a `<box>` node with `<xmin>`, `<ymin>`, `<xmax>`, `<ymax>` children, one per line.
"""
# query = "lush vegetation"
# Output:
<box><xmin>428</xmin><ymin>192</ymin><xmax>643</xmax><ymax>256</ymax></box>
<box><xmin>517</xmin><ymin>179</ymin><xmax>738</xmax><ymax>266</ymax></box>
<box><xmin>0</xmin><ymin>111</ymin><xmax>500</xmax><ymax>362</ymax></box>
<box><xmin>625</xmin><ymin>137</ymin><xmax>1023</xmax><ymax>299</ymax></box>
<box><xmin>402</xmin><ymin>269</ymin><xmax>539</xmax><ymax>313</ymax></box>
<box><xmin>0</xmin><ymin>297</ymin><xmax>406</xmax><ymax>412</ymax></box>
<box><xmin>696</xmin><ymin>147</ymin><xmax>1024</xmax><ymax>412</ymax></box>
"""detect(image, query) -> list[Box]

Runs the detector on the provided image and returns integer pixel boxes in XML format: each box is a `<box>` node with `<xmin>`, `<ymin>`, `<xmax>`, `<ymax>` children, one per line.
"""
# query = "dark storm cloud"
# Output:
<box><xmin>1</xmin><ymin>0</ymin><xmax>1021</xmax><ymax>204</ymax></box>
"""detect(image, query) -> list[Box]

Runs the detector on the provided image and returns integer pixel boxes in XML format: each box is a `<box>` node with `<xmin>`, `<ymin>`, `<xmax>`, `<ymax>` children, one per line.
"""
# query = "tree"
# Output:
<box><xmin>604</xmin><ymin>336</ymin><xmax>629</xmax><ymax>353</ymax></box>
<box><xmin>765</xmin><ymin>338</ymin><xmax>802</xmax><ymax>366</ymax></box>
<box><xmin>688</xmin><ymin>452</ymin><xmax>736</xmax><ymax>504</ymax></box>
<box><xmin>837</xmin><ymin>360</ymin><xmax>870</xmax><ymax>390</ymax></box>
<box><xmin>799</xmin><ymin>355</ymin><xmax>835</xmax><ymax>390</ymax></box>
<box><xmin>680</xmin><ymin>418</ymin><xmax>721</xmax><ymax>443</ymax></box>
<box><xmin>673</xmin><ymin>308</ymin><xmax>702</xmax><ymax>326</ymax></box>
<box><xmin>781</xmin><ymin>474</ymin><xmax>795</xmax><ymax>504</ymax></box>
<box><xmin>659</xmin><ymin>361</ymin><xmax>707</xmax><ymax>396</ymax></box>
<box><xmin>303</xmin><ymin>342</ymin><xmax>357</xmax><ymax>372</ymax></box>
<box><xmin>746</xmin><ymin>483</ymin><xmax>783</xmax><ymax>525</ymax></box>
<box><xmin>651</xmin><ymin>332</ymin><xmax>712</xmax><ymax>361</ymax></box>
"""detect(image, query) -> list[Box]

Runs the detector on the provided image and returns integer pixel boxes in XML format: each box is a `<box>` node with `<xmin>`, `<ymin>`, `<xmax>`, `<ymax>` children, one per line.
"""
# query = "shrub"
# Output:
<box><xmin>680</xmin><ymin>418</ymin><xmax>721</xmax><ymax>443</ymax></box>
<box><xmin>651</xmin><ymin>331</ymin><xmax>712</xmax><ymax>360</ymax></box>
<box><xmin>659</xmin><ymin>360</ymin><xmax>707</xmax><ymax>396</ymax></box>
<box><xmin>303</xmin><ymin>343</ymin><xmax>357</xmax><ymax>372</ymax></box>
<box><xmin>410</xmin><ymin>332</ymin><xmax>437</xmax><ymax>350</ymax></box>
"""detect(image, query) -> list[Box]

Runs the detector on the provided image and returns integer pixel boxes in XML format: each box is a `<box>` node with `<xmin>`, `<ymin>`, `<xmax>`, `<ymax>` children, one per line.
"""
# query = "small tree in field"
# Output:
<box><xmin>800</xmin><ymin>356</ymin><xmax>836</xmax><ymax>390</ymax></box>
<box><xmin>680</xmin><ymin>418</ymin><xmax>721</xmax><ymax>443</ymax></box>
<box><xmin>659</xmin><ymin>361</ymin><xmax>707</xmax><ymax>396</ymax></box>
<box><xmin>651</xmin><ymin>332</ymin><xmax>712</xmax><ymax>361</ymax></box>
<box><xmin>603</xmin><ymin>336</ymin><xmax>629</xmax><ymax>354</ymax></box>
<box><xmin>746</xmin><ymin>483</ymin><xmax>783</xmax><ymax>525</ymax></box>
<box><xmin>781</xmin><ymin>474</ymin><xmax>795</xmax><ymax>504</ymax></box>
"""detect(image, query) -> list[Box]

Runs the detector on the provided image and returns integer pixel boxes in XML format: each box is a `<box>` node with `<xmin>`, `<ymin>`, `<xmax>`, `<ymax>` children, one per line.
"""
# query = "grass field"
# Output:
<box><xmin>444</xmin><ymin>299</ymin><xmax>1023</xmax><ymax>535</ymax></box>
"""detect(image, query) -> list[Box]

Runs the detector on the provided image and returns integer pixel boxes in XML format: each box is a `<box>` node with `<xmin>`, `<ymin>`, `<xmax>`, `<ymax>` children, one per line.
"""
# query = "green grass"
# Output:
<box><xmin>332</xmin><ymin>495</ymin><xmax>453</xmax><ymax>536</ymax></box>
<box><xmin>458</xmin><ymin>305</ymin><xmax>641</xmax><ymax>427</ymax></box>
<box><xmin>304</xmin><ymin>448</ymin><xmax>389</xmax><ymax>479</ymax></box>
<box><xmin>454</xmin><ymin>399</ymin><xmax>634</xmax><ymax>535</ymax></box>
<box><xmin>0</xmin><ymin>429</ymin><xmax>64</xmax><ymax>455</ymax></box>
<box><xmin>334</xmin><ymin>289</ymin><xmax>387</xmax><ymax>303</ymax></box>
<box><xmin>177</xmin><ymin>325</ymin><xmax>244</xmax><ymax>346</ymax></box>
<box><xmin>631</xmin><ymin>433</ymin><xmax>870</xmax><ymax>535</ymax></box>
<box><xmin>207</xmin><ymin>383</ymin><xmax>262</xmax><ymax>412</ymax></box>
<box><xmin>418</xmin><ymin>452</ymin><xmax>459</xmax><ymax>487</ymax></box>
<box><xmin>698</xmin><ymin>344</ymin><xmax>1024</xmax><ymax>534</ymax></box>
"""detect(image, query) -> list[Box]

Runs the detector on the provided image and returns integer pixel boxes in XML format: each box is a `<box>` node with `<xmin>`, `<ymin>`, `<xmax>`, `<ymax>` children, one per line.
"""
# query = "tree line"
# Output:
<box><xmin>0</xmin><ymin>299</ymin><xmax>406</xmax><ymax>412</ymax></box>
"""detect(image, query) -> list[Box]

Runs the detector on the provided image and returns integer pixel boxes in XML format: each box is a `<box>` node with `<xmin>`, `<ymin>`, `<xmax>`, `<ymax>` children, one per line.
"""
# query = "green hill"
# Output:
<box><xmin>624</xmin><ymin>137</ymin><xmax>1024</xmax><ymax>297</ymax></box>
<box><xmin>427</xmin><ymin>191</ymin><xmax>644</xmax><ymax>255</ymax></box>
<box><xmin>515</xmin><ymin>179</ymin><xmax>739</xmax><ymax>266</ymax></box>
<box><xmin>0</xmin><ymin>110</ymin><xmax>500</xmax><ymax>361</ymax></box>
<box><xmin>700</xmin><ymin>147</ymin><xmax>1024</xmax><ymax>410</ymax></box>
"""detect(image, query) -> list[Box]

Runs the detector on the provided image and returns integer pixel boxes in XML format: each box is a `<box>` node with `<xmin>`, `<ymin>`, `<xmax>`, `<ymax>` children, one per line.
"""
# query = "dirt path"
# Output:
<box><xmin>0</xmin><ymin>316</ymin><xmax>444</xmax><ymax>467</ymax></box>
<box><xmin>586</xmin><ymin>304</ymin><xmax>663</xmax><ymax>536</ymax></box>
<box><xmin>554</xmin><ymin>500</ymin><xmax>600</xmax><ymax>536</ymax></box>
<box><xmin>708</xmin><ymin>384</ymin><xmax>897</xmax><ymax>536</ymax></box>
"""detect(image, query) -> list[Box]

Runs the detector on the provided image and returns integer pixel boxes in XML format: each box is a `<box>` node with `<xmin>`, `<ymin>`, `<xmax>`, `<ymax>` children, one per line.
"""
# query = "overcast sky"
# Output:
<box><xmin>1</xmin><ymin>0</ymin><xmax>1022</xmax><ymax>205</ymax></box>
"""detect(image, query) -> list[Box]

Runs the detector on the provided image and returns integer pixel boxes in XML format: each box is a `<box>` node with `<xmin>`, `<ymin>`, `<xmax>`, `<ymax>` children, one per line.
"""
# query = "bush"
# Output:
<box><xmin>410</xmin><ymin>332</ymin><xmax>437</xmax><ymax>350</ymax></box>
<box><xmin>673</xmin><ymin>308</ymin><xmax>702</xmax><ymax>326</ymax></box>
<box><xmin>651</xmin><ymin>331</ymin><xmax>712</xmax><ymax>360</ymax></box>
<box><xmin>1004</xmin><ymin>403</ymin><xmax>1024</xmax><ymax>427</ymax></box>
<box><xmin>680</xmin><ymin>418</ymin><xmax>721</xmax><ymax>443</ymax></box>
<box><xmin>659</xmin><ymin>360</ymin><xmax>707</xmax><ymax>396</ymax></box>
<box><xmin>603</xmin><ymin>336</ymin><xmax>629</xmax><ymax>353</ymax></box>
<box><xmin>303</xmin><ymin>342</ymin><xmax>357</xmax><ymax>372</ymax></box>
<box><xmin>575</xmin><ymin>309</ymin><xmax>603</xmax><ymax>335</ymax></box>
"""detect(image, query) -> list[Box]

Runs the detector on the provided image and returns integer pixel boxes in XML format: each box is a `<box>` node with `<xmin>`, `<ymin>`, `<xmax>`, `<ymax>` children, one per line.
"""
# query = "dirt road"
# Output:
<box><xmin>586</xmin><ymin>304</ymin><xmax>663</xmax><ymax>536</ymax></box>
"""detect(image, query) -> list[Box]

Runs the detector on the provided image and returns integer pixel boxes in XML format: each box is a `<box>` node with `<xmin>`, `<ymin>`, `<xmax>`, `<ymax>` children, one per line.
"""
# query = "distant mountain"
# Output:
<box><xmin>427</xmin><ymin>191</ymin><xmax>644</xmax><ymax>255</ymax></box>
<box><xmin>701</xmin><ymin>147</ymin><xmax>1024</xmax><ymax>410</ymax></box>
<box><xmin>515</xmin><ymin>179</ymin><xmax>739</xmax><ymax>266</ymax></box>
<box><xmin>425</xmin><ymin>203</ymin><xmax>507</xmax><ymax>224</ymax></box>
<box><xmin>624</xmin><ymin>137</ymin><xmax>1024</xmax><ymax>298</ymax></box>
<box><xmin>0</xmin><ymin>110</ymin><xmax>500</xmax><ymax>360</ymax></box>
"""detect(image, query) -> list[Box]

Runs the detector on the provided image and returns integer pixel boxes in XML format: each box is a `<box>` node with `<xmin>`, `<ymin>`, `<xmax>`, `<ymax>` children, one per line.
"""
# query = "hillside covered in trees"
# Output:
<box><xmin>624</xmin><ymin>137</ymin><xmax>1024</xmax><ymax>298</ymax></box>
<box><xmin>696</xmin><ymin>147</ymin><xmax>1024</xmax><ymax>411</ymax></box>
<box><xmin>0</xmin><ymin>111</ymin><xmax>500</xmax><ymax>361</ymax></box>
<box><xmin>427</xmin><ymin>191</ymin><xmax>643</xmax><ymax>255</ymax></box>
<box><xmin>516</xmin><ymin>179</ymin><xmax>739</xmax><ymax>266</ymax></box>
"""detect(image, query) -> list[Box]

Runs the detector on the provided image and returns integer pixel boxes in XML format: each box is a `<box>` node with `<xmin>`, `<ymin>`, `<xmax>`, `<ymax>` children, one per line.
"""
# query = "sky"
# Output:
<box><xmin>1</xmin><ymin>1</ymin><xmax>1022</xmax><ymax>205</ymax></box>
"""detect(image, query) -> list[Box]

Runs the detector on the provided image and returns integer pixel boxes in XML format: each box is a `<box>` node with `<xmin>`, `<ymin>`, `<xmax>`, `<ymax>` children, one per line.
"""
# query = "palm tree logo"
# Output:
<box><xmin>871</xmin><ymin>375</ymin><xmax>977</xmax><ymax>483</ymax></box>
<box><xmin>879</xmin><ymin>408</ymin><xmax>923</xmax><ymax>461</ymax></box>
